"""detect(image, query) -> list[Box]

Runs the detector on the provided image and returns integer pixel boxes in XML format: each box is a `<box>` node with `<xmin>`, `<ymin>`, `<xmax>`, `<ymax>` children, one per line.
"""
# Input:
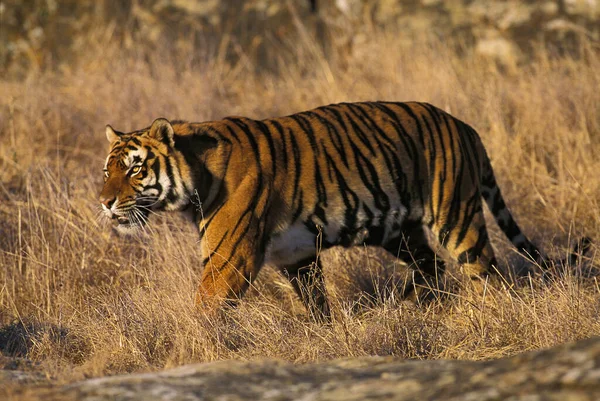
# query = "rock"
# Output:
<box><xmin>538</xmin><ymin>1</ymin><xmax>560</xmax><ymax>17</ymax></box>
<box><xmin>467</xmin><ymin>1</ymin><xmax>534</xmax><ymax>30</ymax></box>
<box><xmin>0</xmin><ymin>354</ymin><xmax>48</xmax><ymax>397</ymax></box>
<box><xmin>564</xmin><ymin>0</ymin><xmax>599</xmax><ymax>17</ymax></box>
<box><xmin>421</xmin><ymin>0</ymin><xmax>442</xmax><ymax>6</ymax></box>
<box><xmin>0</xmin><ymin>369</ymin><xmax>46</xmax><ymax>385</ymax></box>
<box><xmin>545</xmin><ymin>18</ymin><xmax>587</xmax><ymax>34</ymax></box>
<box><xmin>475</xmin><ymin>36</ymin><xmax>522</xmax><ymax>65</ymax></box>
<box><xmin>27</xmin><ymin>336</ymin><xmax>600</xmax><ymax>400</ymax></box>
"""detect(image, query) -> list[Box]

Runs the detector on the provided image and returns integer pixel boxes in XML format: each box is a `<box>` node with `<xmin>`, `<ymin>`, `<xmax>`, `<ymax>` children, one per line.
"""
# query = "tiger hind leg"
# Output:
<box><xmin>432</xmin><ymin>201</ymin><xmax>499</xmax><ymax>287</ymax></box>
<box><xmin>279</xmin><ymin>256</ymin><xmax>331</xmax><ymax>322</ymax></box>
<box><xmin>383</xmin><ymin>222</ymin><xmax>446</xmax><ymax>301</ymax></box>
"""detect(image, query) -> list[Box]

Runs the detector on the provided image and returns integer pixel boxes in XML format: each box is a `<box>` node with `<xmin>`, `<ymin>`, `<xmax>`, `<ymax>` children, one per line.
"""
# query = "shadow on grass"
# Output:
<box><xmin>0</xmin><ymin>320</ymin><xmax>90</xmax><ymax>365</ymax></box>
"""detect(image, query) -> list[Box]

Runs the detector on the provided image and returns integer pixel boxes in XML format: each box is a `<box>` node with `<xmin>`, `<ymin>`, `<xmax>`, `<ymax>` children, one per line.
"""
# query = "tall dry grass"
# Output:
<box><xmin>0</xmin><ymin>30</ymin><xmax>599</xmax><ymax>384</ymax></box>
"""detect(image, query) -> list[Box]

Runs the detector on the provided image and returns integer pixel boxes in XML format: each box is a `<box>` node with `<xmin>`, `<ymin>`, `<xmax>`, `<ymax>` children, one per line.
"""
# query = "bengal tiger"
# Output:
<box><xmin>99</xmin><ymin>101</ymin><xmax>589</xmax><ymax>321</ymax></box>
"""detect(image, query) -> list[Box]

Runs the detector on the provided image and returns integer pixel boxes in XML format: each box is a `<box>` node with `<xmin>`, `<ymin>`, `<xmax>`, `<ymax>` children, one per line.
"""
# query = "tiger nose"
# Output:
<box><xmin>100</xmin><ymin>195</ymin><xmax>116</xmax><ymax>209</ymax></box>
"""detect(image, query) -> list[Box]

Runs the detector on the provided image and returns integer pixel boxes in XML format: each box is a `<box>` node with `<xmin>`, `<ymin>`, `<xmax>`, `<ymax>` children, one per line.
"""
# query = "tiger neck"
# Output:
<box><xmin>172</xmin><ymin>131</ymin><xmax>229</xmax><ymax>221</ymax></box>
<box><xmin>159</xmin><ymin>150</ymin><xmax>195</xmax><ymax>212</ymax></box>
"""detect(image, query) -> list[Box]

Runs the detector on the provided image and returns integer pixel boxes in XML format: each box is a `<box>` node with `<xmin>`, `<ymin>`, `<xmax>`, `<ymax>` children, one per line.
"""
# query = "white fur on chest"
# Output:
<box><xmin>265</xmin><ymin>224</ymin><xmax>318</xmax><ymax>267</ymax></box>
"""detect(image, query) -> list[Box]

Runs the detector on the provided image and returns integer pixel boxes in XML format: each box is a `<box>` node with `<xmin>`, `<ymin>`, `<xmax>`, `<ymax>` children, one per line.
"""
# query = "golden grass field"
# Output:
<box><xmin>1</xmin><ymin>30</ymin><xmax>600</xmax><ymax>388</ymax></box>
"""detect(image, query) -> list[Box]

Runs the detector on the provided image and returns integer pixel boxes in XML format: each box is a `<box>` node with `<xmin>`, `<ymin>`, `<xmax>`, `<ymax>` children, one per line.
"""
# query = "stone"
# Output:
<box><xmin>475</xmin><ymin>37</ymin><xmax>521</xmax><ymax>65</ymax></box>
<box><xmin>564</xmin><ymin>0</ymin><xmax>599</xmax><ymax>17</ymax></box>
<box><xmin>0</xmin><ymin>369</ymin><xmax>46</xmax><ymax>385</ymax></box>
<box><xmin>16</xmin><ymin>336</ymin><xmax>600</xmax><ymax>401</ymax></box>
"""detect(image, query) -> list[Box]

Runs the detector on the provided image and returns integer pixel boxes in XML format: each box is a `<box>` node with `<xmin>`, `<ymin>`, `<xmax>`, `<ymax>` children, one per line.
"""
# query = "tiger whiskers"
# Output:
<box><xmin>95</xmin><ymin>204</ymin><xmax>119</xmax><ymax>228</ymax></box>
<box><xmin>135</xmin><ymin>196</ymin><xmax>160</xmax><ymax>204</ymax></box>
<box><xmin>135</xmin><ymin>197</ymin><xmax>161</xmax><ymax>216</ymax></box>
<box><xmin>130</xmin><ymin>208</ymin><xmax>155</xmax><ymax>236</ymax></box>
<box><xmin>93</xmin><ymin>206</ymin><xmax>107</xmax><ymax>223</ymax></box>
<box><xmin>136</xmin><ymin>205</ymin><xmax>160</xmax><ymax>217</ymax></box>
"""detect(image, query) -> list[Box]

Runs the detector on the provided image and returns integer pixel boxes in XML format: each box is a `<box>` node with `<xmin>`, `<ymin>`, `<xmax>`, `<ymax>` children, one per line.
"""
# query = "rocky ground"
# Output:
<box><xmin>4</xmin><ymin>336</ymin><xmax>600</xmax><ymax>400</ymax></box>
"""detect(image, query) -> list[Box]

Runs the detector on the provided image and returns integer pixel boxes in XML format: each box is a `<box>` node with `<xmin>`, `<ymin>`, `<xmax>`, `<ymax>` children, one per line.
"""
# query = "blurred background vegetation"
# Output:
<box><xmin>1</xmin><ymin>0</ymin><xmax>599</xmax><ymax>79</ymax></box>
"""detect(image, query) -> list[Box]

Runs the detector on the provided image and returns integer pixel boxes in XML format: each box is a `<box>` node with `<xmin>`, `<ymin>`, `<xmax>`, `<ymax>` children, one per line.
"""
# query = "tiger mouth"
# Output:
<box><xmin>111</xmin><ymin>214</ymin><xmax>144</xmax><ymax>227</ymax></box>
<box><xmin>114</xmin><ymin>216</ymin><xmax>132</xmax><ymax>225</ymax></box>
<box><xmin>110</xmin><ymin>206</ymin><xmax>151</xmax><ymax>228</ymax></box>
<box><xmin>111</xmin><ymin>215</ymin><xmax>132</xmax><ymax>227</ymax></box>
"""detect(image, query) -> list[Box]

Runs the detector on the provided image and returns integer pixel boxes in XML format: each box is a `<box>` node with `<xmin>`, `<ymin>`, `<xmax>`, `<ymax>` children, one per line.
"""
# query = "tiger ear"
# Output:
<box><xmin>105</xmin><ymin>125</ymin><xmax>120</xmax><ymax>143</ymax></box>
<box><xmin>149</xmin><ymin>118</ymin><xmax>175</xmax><ymax>147</ymax></box>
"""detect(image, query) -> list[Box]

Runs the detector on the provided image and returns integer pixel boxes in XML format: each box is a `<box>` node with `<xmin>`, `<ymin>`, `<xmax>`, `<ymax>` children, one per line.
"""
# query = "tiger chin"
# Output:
<box><xmin>99</xmin><ymin>102</ymin><xmax>590</xmax><ymax>322</ymax></box>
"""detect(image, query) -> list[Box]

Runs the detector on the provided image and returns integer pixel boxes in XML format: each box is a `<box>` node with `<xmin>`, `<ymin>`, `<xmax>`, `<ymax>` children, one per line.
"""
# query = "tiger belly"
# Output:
<box><xmin>266</xmin><ymin>224</ymin><xmax>319</xmax><ymax>267</ymax></box>
<box><xmin>265</xmin><ymin>203</ymin><xmax>408</xmax><ymax>267</ymax></box>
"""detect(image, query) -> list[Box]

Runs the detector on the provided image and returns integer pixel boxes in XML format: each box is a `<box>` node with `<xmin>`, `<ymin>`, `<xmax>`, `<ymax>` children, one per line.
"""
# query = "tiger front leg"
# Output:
<box><xmin>195</xmin><ymin>210</ymin><xmax>267</xmax><ymax>312</ymax></box>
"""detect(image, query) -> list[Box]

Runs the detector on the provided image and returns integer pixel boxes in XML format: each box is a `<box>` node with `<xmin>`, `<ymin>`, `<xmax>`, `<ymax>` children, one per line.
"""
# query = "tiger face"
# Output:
<box><xmin>99</xmin><ymin>118</ymin><xmax>182</xmax><ymax>235</ymax></box>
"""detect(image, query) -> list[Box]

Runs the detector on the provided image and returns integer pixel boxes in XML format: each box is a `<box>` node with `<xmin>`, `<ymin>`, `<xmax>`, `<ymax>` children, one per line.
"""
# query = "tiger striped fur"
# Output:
<box><xmin>99</xmin><ymin>101</ymin><xmax>589</xmax><ymax>321</ymax></box>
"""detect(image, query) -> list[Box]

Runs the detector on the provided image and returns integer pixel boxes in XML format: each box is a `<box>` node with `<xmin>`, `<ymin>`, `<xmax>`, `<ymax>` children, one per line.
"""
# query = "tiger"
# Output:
<box><xmin>99</xmin><ymin>101</ymin><xmax>590</xmax><ymax>321</ymax></box>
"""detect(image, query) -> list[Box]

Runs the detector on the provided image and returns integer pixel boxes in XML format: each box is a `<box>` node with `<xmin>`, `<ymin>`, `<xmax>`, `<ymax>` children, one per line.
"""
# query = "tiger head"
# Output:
<box><xmin>99</xmin><ymin>118</ymin><xmax>189</xmax><ymax>235</ymax></box>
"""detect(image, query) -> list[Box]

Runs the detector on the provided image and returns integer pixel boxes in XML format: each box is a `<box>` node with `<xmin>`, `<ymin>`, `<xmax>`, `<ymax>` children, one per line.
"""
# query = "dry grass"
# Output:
<box><xmin>1</xmin><ymin>30</ymin><xmax>600</xmax><ymax>385</ymax></box>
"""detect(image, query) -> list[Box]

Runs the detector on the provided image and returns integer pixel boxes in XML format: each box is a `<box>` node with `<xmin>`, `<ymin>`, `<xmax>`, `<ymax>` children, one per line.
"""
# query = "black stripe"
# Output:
<box><xmin>420</xmin><ymin>108</ymin><xmax>448</xmax><ymax>221</ymax></box>
<box><xmin>269</xmin><ymin>120</ymin><xmax>289</xmax><ymax>170</ymax></box>
<box><xmin>289</xmin><ymin>114</ymin><xmax>318</xmax><ymax>152</ymax></box>
<box><xmin>457</xmin><ymin>225</ymin><xmax>488</xmax><ymax>264</ymax></box>
<box><xmin>255</xmin><ymin>119</ymin><xmax>277</xmax><ymax>176</ymax></box>
<box><xmin>396</xmin><ymin>103</ymin><xmax>437</xmax><ymax>221</ymax></box>
<box><xmin>368</xmin><ymin>103</ymin><xmax>422</xmax><ymax>209</ymax></box>
<box><xmin>224</xmin><ymin>119</ymin><xmax>269</xmax><ymax>248</ymax></box>
<box><xmin>345</xmin><ymin>104</ymin><xmax>404</xmax><ymax>191</ymax></box>
<box><xmin>163</xmin><ymin>155</ymin><xmax>178</xmax><ymax>203</ymax></box>
<box><xmin>289</xmin><ymin>131</ymin><xmax>303</xmax><ymax>214</ymax></box>
<box><xmin>349</xmin><ymin>141</ymin><xmax>390</xmax><ymax>212</ymax></box>
<box><xmin>305</xmin><ymin>110</ymin><xmax>349</xmax><ymax>168</ymax></box>
<box><xmin>201</xmin><ymin>229</ymin><xmax>230</xmax><ymax>264</ymax></box>
<box><xmin>324</xmin><ymin>149</ymin><xmax>360</xmax><ymax>241</ymax></box>
<box><xmin>290</xmin><ymin>114</ymin><xmax>328</xmax><ymax>214</ymax></box>
<box><xmin>338</xmin><ymin>105</ymin><xmax>377</xmax><ymax>156</ymax></box>
<box><xmin>292</xmin><ymin>192</ymin><xmax>304</xmax><ymax>223</ymax></box>
<box><xmin>453</xmin><ymin>191</ymin><xmax>481</xmax><ymax>249</ymax></box>
<box><xmin>369</xmin><ymin>103</ymin><xmax>419</xmax><ymax>162</ymax></box>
